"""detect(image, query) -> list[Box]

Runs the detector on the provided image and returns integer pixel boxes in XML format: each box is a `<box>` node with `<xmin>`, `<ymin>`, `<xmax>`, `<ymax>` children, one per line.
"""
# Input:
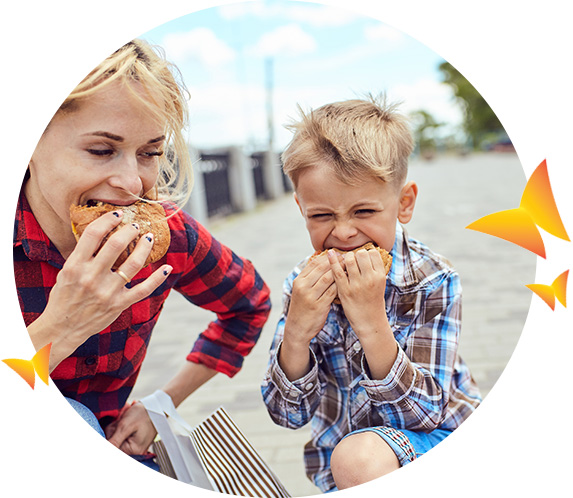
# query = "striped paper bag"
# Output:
<box><xmin>141</xmin><ymin>390</ymin><xmax>291</xmax><ymax>497</ymax></box>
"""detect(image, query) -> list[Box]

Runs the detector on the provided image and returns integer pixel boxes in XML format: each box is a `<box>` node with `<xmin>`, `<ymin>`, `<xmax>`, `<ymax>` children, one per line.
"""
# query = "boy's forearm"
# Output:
<box><xmin>278</xmin><ymin>336</ymin><xmax>312</xmax><ymax>381</ymax></box>
<box><xmin>357</xmin><ymin>319</ymin><xmax>399</xmax><ymax>380</ymax></box>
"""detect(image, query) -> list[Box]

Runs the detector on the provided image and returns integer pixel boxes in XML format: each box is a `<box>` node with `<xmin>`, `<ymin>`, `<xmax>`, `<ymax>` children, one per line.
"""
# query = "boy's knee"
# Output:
<box><xmin>330</xmin><ymin>432</ymin><xmax>400</xmax><ymax>490</ymax></box>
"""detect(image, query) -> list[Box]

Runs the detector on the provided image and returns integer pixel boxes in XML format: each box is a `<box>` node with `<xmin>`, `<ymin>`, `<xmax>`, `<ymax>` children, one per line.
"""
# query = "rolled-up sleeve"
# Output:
<box><xmin>262</xmin><ymin>340</ymin><xmax>322</xmax><ymax>429</ymax></box>
<box><xmin>359</xmin><ymin>272</ymin><xmax>463</xmax><ymax>431</ymax></box>
<box><xmin>261</xmin><ymin>268</ymin><xmax>322</xmax><ymax>428</ymax></box>
<box><xmin>170</xmin><ymin>209</ymin><xmax>271</xmax><ymax>377</ymax></box>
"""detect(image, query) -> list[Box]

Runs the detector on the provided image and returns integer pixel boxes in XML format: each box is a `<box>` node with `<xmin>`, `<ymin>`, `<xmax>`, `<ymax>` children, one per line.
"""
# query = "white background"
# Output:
<box><xmin>1</xmin><ymin>1</ymin><xmax>572</xmax><ymax>496</ymax></box>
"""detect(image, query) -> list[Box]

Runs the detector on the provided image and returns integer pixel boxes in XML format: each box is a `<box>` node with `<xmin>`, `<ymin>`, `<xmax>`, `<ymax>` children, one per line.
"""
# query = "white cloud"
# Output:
<box><xmin>185</xmin><ymin>82</ymin><xmax>267</xmax><ymax>148</ymax></box>
<box><xmin>249</xmin><ymin>24</ymin><xmax>317</xmax><ymax>58</ymax></box>
<box><xmin>391</xmin><ymin>78</ymin><xmax>463</xmax><ymax>132</ymax></box>
<box><xmin>184</xmin><ymin>80</ymin><xmax>353</xmax><ymax>149</ymax></box>
<box><xmin>218</xmin><ymin>2</ymin><xmax>361</xmax><ymax>27</ymax></box>
<box><xmin>182</xmin><ymin>76</ymin><xmax>464</xmax><ymax>150</ymax></box>
<box><xmin>162</xmin><ymin>28</ymin><xmax>236</xmax><ymax>67</ymax></box>
<box><xmin>364</xmin><ymin>23</ymin><xmax>406</xmax><ymax>44</ymax></box>
<box><xmin>281</xmin><ymin>3</ymin><xmax>361</xmax><ymax>27</ymax></box>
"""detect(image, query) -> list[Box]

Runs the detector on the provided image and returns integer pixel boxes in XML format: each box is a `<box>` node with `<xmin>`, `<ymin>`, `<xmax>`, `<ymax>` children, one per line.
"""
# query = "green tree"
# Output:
<box><xmin>438</xmin><ymin>61</ymin><xmax>504</xmax><ymax>148</ymax></box>
<box><xmin>410</xmin><ymin>110</ymin><xmax>444</xmax><ymax>159</ymax></box>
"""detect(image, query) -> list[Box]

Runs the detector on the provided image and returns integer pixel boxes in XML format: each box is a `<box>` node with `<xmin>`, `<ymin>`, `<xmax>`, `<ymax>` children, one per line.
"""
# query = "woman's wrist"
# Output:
<box><xmin>161</xmin><ymin>361</ymin><xmax>218</xmax><ymax>408</ymax></box>
<box><xmin>27</xmin><ymin>315</ymin><xmax>79</xmax><ymax>373</ymax></box>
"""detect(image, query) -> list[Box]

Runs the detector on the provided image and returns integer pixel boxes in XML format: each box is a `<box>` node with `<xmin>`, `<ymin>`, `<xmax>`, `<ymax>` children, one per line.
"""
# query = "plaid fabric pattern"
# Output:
<box><xmin>358</xmin><ymin>426</ymin><xmax>418</xmax><ymax>465</ymax></box>
<box><xmin>14</xmin><ymin>191</ymin><xmax>271</xmax><ymax>428</ymax></box>
<box><xmin>374</xmin><ymin>427</ymin><xmax>417</xmax><ymax>464</ymax></box>
<box><xmin>261</xmin><ymin>223</ymin><xmax>481</xmax><ymax>492</ymax></box>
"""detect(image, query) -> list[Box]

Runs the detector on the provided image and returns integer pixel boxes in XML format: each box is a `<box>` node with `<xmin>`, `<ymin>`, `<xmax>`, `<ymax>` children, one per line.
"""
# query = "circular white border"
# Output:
<box><xmin>1</xmin><ymin>1</ymin><xmax>572</xmax><ymax>496</ymax></box>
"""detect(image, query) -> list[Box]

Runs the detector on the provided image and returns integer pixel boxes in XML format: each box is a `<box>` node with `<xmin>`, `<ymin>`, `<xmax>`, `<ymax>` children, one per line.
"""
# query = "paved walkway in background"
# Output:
<box><xmin>130</xmin><ymin>153</ymin><xmax>535</xmax><ymax>496</ymax></box>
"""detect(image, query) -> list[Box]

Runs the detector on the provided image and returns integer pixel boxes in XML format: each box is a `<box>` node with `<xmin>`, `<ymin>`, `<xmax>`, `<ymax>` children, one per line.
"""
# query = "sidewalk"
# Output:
<box><xmin>130</xmin><ymin>152</ymin><xmax>535</xmax><ymax>496</ymax></box>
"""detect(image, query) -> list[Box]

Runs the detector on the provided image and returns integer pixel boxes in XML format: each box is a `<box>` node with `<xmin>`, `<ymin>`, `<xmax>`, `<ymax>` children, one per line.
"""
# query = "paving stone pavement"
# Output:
<box><xmin>130</xmin><ymin>152</ymin><xmax>535</xmax><ymax>496</ymax></box>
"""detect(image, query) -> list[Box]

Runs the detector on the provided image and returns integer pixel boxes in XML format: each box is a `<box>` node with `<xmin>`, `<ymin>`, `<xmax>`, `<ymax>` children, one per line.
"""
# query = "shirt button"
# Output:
<box><xmin>353</xmin><ymin>342</ymin><xmax>361</xmax><ymax>352</ymax></box>
<box><xmin>289</xmin><ymin>391</ymin><xmax>298</xmax><ymax>398</ymax></box>
<box><xmin>85</xmin><ymin>357</ymin><xmax>96</xmax><ymax>366</ymax></box>
<box><xmin>305</xmin><ymin>383</ymin><xmax>314</xmax><ymax>391</ymax></box>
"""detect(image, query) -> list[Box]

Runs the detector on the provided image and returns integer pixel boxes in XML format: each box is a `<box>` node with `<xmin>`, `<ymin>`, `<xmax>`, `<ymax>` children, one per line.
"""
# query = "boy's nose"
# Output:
<box><xmin>331</xmin><ymin>220</ymin><xmax>358</xmax><ymax>242</ymax></box>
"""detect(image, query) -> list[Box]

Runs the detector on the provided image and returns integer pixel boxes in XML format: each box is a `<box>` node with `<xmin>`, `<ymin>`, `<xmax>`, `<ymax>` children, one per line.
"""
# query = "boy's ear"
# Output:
<box><xmin>397</xmin><ymin>181</ymin><xmax>418</xmax><ymax>224</ymax></box>
<box><xmin>294</xmin><ymin>192</ymin><xmax>304</xmax><ymax>216</ymax></box>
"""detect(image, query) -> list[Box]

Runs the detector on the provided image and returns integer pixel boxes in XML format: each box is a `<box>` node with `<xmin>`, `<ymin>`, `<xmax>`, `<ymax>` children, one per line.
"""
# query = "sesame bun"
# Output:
<box><xmin>69</xmin><ymin>200</ymin><xmax>170</xmax><ymax>270</ymax></box>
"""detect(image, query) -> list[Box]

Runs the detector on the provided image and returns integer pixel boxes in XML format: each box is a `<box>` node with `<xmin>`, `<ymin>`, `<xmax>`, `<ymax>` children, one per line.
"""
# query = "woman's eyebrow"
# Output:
<box><xmin>83</xmin><ymin>131</ymin><xmax>124</xmax><ymax>141</ymax></box>
<box><xmin>148</xmin><ymin>135</ymin><xmax>166</xmax><ymax>144</ymax></box>
<box><xmin>80</xmin><ymin>132</ymin><xmax>166</xmax><ymax>144</ymax></box>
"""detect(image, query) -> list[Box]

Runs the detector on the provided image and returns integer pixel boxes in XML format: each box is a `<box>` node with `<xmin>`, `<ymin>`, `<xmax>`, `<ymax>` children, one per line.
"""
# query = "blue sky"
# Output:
<box><xmin>142</xmin><ymin>0</ymin><xmax>462</xmax><ymax>151</ymax></box>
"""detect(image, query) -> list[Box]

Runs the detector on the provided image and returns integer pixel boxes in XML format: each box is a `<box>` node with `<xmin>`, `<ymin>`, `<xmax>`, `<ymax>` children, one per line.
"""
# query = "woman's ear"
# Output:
<box><xmin>397</xmin><ymin>181</ymin><xmax>418</xmax><ymax>224</ymax></box>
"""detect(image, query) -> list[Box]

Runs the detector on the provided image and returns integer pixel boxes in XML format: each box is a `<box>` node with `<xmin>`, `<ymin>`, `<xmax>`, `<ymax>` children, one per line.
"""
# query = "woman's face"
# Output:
<box><xmin>28</xmin><ymin>80</ymin><xmax>166</xmax><ymax>236</ymax></box>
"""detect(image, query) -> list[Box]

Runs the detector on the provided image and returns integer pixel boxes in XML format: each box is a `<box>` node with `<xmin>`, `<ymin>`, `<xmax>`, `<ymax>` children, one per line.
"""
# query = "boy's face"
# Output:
<box><xmin>294</xmin><ymin>163</ymin><xmax>417</xmax><ymax>253</ymax></box>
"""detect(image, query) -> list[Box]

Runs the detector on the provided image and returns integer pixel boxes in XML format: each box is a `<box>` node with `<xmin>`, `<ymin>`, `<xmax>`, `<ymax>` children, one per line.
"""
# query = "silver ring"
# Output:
<box><xmin>116</xmin><ymin>269</ymin><xmax>131</xmax><ymax>284</ymax></box>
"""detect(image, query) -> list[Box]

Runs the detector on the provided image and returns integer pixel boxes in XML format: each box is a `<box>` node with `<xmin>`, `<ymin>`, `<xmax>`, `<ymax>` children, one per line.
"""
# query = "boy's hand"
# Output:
<box><xmin>328</xmin><ymin>248</ymin><xmax>398</xmax><ymax>379</ymax></box>
<box><xmin>328</xmin><ymin>248</ymin><xmax>388</xmax><ymax>340</ymax></box>
<box><xmin>279</xmin><ymin>254</ymin><xmax>337</xmax><ymax>380</ymax></box>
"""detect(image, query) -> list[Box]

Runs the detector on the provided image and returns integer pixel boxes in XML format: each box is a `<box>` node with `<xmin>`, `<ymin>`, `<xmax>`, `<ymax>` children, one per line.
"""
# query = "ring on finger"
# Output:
<box><xmin>115</xmin><ymin>269</ymin><xmax>131</xmax><ymax>284</ymax></box>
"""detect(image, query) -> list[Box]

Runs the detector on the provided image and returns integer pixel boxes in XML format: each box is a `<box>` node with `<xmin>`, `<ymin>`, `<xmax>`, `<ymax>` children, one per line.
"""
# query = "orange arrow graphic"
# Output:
<box><xmin>466</xmin><ymin>159</ymin><xmax>570</xmax><ymax>258</ymax></box>
<box><xmin>526</xmin><ymin>270</ymin><xmax>569</xmax><ymax>310</ymax></box>
<box><xmin>2</xmin><ymin>343</ymin><xmax>51</xmax><ymax>389</ymax></box>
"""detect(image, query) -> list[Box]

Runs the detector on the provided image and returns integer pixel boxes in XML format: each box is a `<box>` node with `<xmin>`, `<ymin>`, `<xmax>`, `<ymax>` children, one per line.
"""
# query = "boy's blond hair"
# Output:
<box><xmin>281</xmin><ymin>95</ymin><xmax>414</xmax><ymax>189</ymax></box>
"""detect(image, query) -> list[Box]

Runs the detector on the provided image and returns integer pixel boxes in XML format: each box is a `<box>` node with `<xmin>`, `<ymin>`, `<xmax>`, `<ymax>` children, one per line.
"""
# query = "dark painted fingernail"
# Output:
<box><xmin>113</xmin><ymin>211</ymin><xmax>122</xmax><ymax>217</ymax></box>
<box><xmin>132</xmin><ymin>223</ymin><xmax>139</xmax><ymax>230</ymax></box>
<box><xmin>163</xmin><ymin>265</ymin><xmax>173</xmax><ymax>276</ymax></box>
<box><xmin>145</xmin><ymin>234</ymin><xmax>153</xmax><ymax>242</ymax></box>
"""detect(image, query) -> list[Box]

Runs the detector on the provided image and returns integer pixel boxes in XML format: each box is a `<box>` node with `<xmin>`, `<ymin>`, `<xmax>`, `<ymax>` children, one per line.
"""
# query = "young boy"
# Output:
<box><xmin>261</xmin><ymin>96</ymin><xmax>481</xmax><ymax>492</ymax></box>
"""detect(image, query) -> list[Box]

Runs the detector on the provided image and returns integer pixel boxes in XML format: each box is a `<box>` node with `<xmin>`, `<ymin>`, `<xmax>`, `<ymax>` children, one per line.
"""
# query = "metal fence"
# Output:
<box><xmin>199</xmin><ymin>152</ymin><xmax>235</xmax><ymax>218</ymax></box>
<box><xmin>189</xmin><ymin>148</ymin><xmax>291</xmax><ymax>225</ymax></box>
<box><xmin>250</xmin><ymin>152</ymin><xmax>268</xmax><ymax>201</ymax></box>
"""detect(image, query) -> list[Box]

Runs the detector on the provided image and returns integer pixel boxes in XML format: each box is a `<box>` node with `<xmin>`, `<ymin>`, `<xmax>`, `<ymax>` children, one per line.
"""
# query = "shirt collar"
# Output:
<box><xmin>387</xmin><ymin>222</ymin><xmax>419</xmax><ymax>291</ymax></box>
<box><xmin>14</xmin><ymin>187</ymin><xmax>65</xmax><ymax>269</ymax></box>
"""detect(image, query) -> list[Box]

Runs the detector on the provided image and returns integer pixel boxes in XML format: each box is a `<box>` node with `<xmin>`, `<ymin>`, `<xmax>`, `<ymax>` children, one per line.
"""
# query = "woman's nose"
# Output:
<box><xmin>108</xmin><ymin>156</ymin><xmax>143</xmax><ymax>197</ymax></box>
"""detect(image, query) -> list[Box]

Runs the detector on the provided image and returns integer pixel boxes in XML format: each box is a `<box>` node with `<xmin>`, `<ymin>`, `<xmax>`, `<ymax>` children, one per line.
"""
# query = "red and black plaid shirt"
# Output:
<box><xmin>14</xmin><ymin>190</ymin><xmax>271</xmax><ymax>428</ymax></box>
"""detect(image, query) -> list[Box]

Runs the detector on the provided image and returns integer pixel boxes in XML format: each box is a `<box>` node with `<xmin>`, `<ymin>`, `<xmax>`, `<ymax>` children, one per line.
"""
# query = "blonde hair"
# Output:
<box><xmin>281</xmin><ymin>94</ymin><xmax>414</xmax><ymax>189</ymax></box>
<box><xmin>55</xmin><ymin>39</ymin><xmax>193</xmax><ymax>207</ymax></box>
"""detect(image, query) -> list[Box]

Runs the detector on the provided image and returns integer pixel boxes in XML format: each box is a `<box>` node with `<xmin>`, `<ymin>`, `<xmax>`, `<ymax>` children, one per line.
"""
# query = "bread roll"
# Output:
<box><xmin>309</xmin><ymin>242</ymin><xmax>392</xmax><ymax>274</ymax></box>
<box><xmin>69</xmin><ymin>200</ymin><xmax>170</xmax><ymax>270</ymax></box>
<box><xmin>309</xmin><ymin>242</ymin><xmax>392</xmax><ymax>304</ymax></box>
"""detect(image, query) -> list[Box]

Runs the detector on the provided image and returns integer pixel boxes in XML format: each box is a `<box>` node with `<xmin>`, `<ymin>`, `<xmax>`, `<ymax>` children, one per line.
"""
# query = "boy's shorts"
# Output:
<box><xmin>344</xmin><ymin>426</ymin><xmax>452</xmax><ymax>467</ymax></box>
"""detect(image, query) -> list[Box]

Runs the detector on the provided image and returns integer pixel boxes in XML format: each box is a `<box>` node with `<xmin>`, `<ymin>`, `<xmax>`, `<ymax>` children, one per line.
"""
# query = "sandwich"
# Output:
<box><xmin>310</xmin><ymin>242</ymin><xmax>392</xmax><ymax>304</ymax></box>
<box><xmin>310</xmin><ymin>242</ymin><xmax>392</xmax><ymax>274</ymax></box>
<box><xmin>69</xmin><ymin>200</ymin><xmax>170</xmax><ymax>270</ymax></box>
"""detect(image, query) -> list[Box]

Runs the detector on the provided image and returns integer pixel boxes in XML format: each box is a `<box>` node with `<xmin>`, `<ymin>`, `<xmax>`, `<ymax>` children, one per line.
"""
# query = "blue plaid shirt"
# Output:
<box><xmin>261</xmin><ymin>223</ymin><xmax>481</xmax><ymax>492</ymax></box>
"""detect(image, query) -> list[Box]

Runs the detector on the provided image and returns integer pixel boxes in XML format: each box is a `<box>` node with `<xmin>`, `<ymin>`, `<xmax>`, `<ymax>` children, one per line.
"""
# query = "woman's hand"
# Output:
<box><xmin>28</xmin><ymin>209</ymin><xmax>172</xmax><ymax>371</ymax></box>
<box><xmin>105</xmin><ymin>401</ymin><xmax>157</xmax><ymax>455</ymax></box>
<box><xmin>279</xmin><ymin>253</ymin><xmax>337</xmax><ymax>380</ymax></box>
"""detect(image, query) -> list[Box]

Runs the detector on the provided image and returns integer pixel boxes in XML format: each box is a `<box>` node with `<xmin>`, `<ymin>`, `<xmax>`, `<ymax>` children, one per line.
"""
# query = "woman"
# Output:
<box><xmin>13</xmin><ymin>40</ymin><xmax>271</xmax><ymax>466</ymax></box>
